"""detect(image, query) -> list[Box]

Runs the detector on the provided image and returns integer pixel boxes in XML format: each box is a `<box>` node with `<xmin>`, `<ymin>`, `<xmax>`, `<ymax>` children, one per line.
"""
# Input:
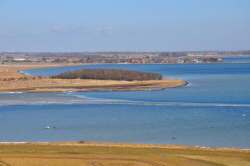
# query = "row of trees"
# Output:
<box><xmin>52</xmin><ymin>68</ymin><xmax>162</xmax><ymax>81</ymax></box>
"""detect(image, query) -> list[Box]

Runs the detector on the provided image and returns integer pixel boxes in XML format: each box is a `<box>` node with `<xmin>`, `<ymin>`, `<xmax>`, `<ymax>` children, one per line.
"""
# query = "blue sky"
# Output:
<box><xmin>0</xmin><ymin>0</ymin><xmax>249</xmax><ymax>52</ymax></box>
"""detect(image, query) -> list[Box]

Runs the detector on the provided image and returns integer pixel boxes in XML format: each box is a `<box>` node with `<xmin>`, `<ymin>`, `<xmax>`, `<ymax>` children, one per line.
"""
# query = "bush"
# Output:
<box><xmin>52</xmin><ymin>68</ymin><xmax>162</xmax><ymax>81</ymax></box>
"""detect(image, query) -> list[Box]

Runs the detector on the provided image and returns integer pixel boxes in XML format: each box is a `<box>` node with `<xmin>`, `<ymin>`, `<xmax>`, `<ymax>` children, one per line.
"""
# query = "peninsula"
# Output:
<box><xmin>0</xmin><ymin>64</ymin><xmax>187</xmax><ymax>93</ymax></box>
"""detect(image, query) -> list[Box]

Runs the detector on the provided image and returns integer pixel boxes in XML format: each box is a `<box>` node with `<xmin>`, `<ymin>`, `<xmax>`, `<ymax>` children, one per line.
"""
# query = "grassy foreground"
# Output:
<box><xmin>0</xmin><ymin>143</ymin><xmax>249</xmax><ymax>166</ymax></box>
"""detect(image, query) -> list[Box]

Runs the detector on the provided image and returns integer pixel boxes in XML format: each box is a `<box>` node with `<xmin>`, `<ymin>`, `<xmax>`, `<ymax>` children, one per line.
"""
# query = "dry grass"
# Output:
<box><xmin>0</xmin><ymin>63</ymin><xmax>79</xmax><ymax>80</ymax></box>
<box><xmin>0</xmin><ymin>77</ymin><xmax>187</xmax><ymax>92</ymax></box>
<box><xmin>0</xmin><ymin>143</ymin><xmax>249</xmax><ymax>166</ymax></box>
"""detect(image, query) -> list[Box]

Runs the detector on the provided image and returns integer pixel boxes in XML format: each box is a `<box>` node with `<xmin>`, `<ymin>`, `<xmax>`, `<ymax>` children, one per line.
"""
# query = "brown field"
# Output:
<box><xmin>0</xmin><ymin>63</ymin><xmax>79</xmax><ymax>79</ymax></box>
<box><xmin>0</xmin><ymin>63</ymin><xmax>187</xmax><ymax>92</ymax></box>
<box><xmin>0</xmin><ymin>142</ymin><xmax>249</xmax><ymax>166</ymax></box>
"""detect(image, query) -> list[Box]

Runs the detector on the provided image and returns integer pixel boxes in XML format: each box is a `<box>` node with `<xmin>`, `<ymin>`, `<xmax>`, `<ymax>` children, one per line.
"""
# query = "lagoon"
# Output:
<box><xmin>0</xmin><ymin>63</ymin><xmax>250</xmax><ymax>148</ymax></box>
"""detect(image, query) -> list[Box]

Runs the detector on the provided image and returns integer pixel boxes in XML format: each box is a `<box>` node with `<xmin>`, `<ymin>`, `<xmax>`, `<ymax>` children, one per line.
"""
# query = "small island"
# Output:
<box><xmin>0</xmin><ymin>65</ymin><xmax>187</xmax><ymax>93</ymax></box>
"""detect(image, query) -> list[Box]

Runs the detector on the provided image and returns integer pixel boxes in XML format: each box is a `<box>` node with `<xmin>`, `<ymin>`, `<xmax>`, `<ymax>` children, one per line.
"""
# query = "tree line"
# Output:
<box><xmin>52</xmin><ymin>68</ymin><xmax>162</xmax><ymax>81</ymax></box>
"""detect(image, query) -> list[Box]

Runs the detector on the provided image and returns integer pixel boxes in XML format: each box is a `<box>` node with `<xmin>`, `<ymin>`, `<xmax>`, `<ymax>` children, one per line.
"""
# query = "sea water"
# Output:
<box><xmin>0</xmin><ymin>63</ymin><xmax>250</xmax><ymax>148</ymax></box>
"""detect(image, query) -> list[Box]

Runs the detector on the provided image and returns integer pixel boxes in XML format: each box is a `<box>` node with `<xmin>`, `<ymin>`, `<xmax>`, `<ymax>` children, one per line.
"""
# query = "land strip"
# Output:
<box><xmin>0</xmin><ymin>63</ymin><xmax>187</xmax><ymax>92</ymax></box>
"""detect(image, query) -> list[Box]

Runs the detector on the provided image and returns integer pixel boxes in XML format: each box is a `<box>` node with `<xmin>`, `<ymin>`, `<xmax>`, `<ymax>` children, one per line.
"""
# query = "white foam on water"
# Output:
<box><xmin>60</xmin><ymin>92</ymin><xmax>250</xmax><ymax>107</ymax></box>
<box><xmin>64</xmin><ymin>92</ymin><xmax>130</xmax><ymax>102</ymax></box>
<box><xmin>1</xmin><ymin>91</ymin><xmax>250</xmax><ymax>108</ymax></box>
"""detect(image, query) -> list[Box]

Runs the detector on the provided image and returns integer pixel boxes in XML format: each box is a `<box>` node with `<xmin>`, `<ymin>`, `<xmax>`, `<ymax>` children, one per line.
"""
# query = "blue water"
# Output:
<box><xmin>0</xmin><ymin>104</ymin><xmax>249</xmax><ymax>148</ymax></box>
<box><xmin>25</xmin><ymin>63</ymin><xmax>250</xmax><ymax>77</ymax></box>
<box><xmin>24</xmin><ymin>63</ymin><xmax>250</xmax><ymax>105</ymax></box>
<box><xmin>0</xmin><ymin>63</ymin><xmax>250</xmax><ymax>148</ymax></box>
<box><xmin>223</xmin><ymin>57</ymin><xmax>250</xmax><ymax>63</ymax></box>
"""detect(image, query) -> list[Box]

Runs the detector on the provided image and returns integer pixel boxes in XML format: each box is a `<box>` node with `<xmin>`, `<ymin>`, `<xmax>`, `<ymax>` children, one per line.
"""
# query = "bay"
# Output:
<box><xmin>0</xmin><ymin>62</ymin><xmax>250</xmax><ymax>148</ymax></box>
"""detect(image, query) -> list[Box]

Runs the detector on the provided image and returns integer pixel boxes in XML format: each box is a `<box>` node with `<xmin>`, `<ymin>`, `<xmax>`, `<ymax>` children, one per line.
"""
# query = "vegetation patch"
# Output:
<box><xmin>52</xmin><ymin>68</ymin><xmax>163</xmax><ymax>81</ymax></box>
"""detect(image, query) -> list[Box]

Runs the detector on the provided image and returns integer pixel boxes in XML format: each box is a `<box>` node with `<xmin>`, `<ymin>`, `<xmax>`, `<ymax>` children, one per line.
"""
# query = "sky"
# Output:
<box><xmin>0</xmin><ymin>0</ymin><xmax>249</xmax><ymax>52</ymax></box>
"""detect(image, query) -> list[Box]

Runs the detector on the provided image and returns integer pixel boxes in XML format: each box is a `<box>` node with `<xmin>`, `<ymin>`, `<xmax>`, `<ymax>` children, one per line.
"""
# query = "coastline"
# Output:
<box><xmin>1</xmin><ymin>142</ymin><xmax>249</xmax><ymax>152</ymax></box>
<box><xmin>0</xmin><ymin>63</ymin><xmax>188</xmax><ymax>93</ymax></box>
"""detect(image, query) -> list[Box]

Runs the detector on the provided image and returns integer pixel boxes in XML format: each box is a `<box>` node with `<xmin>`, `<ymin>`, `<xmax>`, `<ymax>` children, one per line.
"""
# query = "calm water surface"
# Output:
<box><xmin>223</xmin><ymin>57</ymin><xmax>250</xmax><ymax>63</ymax></box>
<box><xmin>0</xmin><ymin>63</ymin><xmax>250</xmax><ymax>148</ymax></box>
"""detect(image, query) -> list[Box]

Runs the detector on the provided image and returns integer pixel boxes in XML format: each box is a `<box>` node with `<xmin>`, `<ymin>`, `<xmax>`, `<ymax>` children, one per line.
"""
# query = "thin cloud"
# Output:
<box><xmin>50</xmin><ymin>25</ymin><xmax>87</xmax><ymax>34</ymax></box>
<box><xmin>96</xmin><ymin>27</ymin><xmax>114</xmax><ymax>36</ymax></box>
<box><xmin>51</xmin><ymin>25</ymin><xmax>115</xmax><ymax>37</ymax></box>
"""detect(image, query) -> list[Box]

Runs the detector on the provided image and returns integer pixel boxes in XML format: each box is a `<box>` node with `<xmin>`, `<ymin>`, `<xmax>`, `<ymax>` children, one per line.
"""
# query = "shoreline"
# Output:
<box><xmin>0</xmin><ymin>79</ymin><xmax>188</xmax><ymax>93</ymax></box>
<box><xmin>0</xmin><ymin>63</ymin><xmax>188</xmax><ymax>93</ymax></box>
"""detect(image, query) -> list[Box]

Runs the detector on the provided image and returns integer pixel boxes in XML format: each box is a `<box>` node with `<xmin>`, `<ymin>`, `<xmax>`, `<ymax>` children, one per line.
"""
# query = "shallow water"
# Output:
<box><xmin>0</xmin><ymin>63</ymin><xmax>250</xmax><ymax>148</ymax></box>
<box><xmin>0</xmin><ymin>104</ymin><xmax>249</xmax><ymax>148</ymax></box>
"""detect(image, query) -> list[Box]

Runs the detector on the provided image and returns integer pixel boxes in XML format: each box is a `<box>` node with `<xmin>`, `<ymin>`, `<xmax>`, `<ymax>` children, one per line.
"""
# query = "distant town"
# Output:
<box><xmin>0</xmin><ymin>51</ymin><xmax>250</xmax><ymax>64</ymax></box>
